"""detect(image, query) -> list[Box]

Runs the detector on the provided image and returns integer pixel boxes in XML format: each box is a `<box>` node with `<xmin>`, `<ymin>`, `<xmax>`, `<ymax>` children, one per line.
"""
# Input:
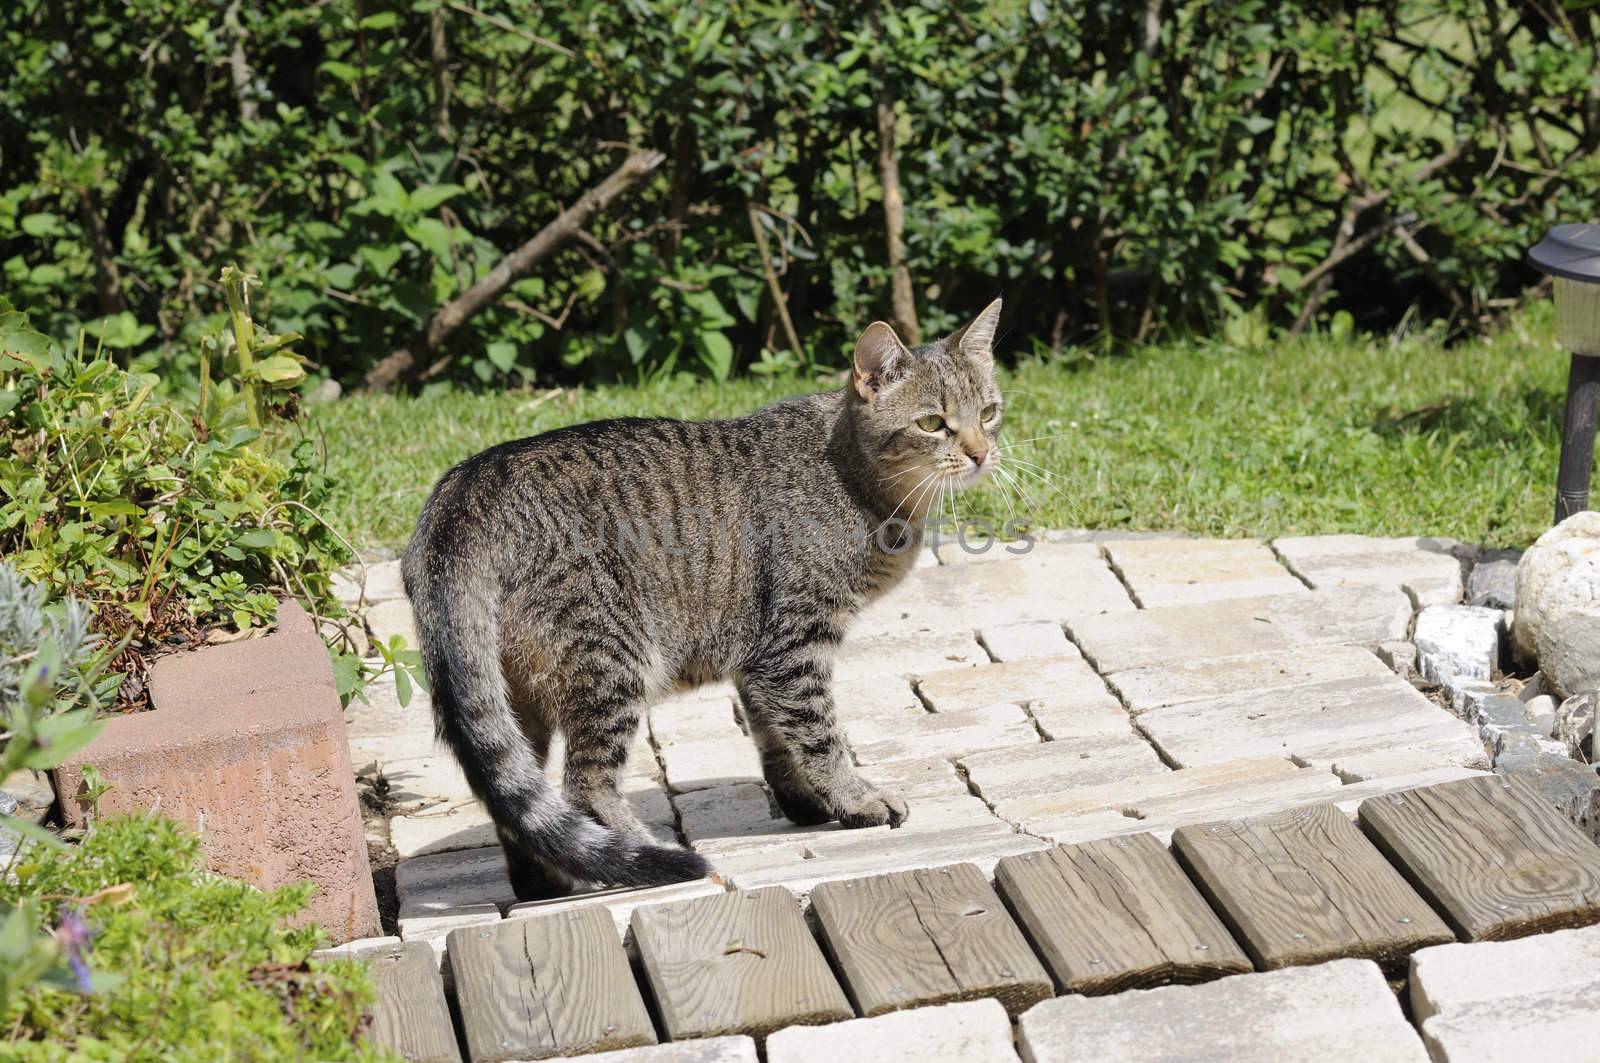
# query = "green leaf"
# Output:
<box><xmin>695</xmin><ymin>331</ymin><xmax>734</xmax><ymax>382</ymax></box>
<box><xmin>319</xmin><ymin>60</ymin><xmax>361</xmax><ymax>83</ymax></box>
<box><xmin>485</xmin><ymin>341</ymin><xmax>518</xmax><ymax>373</ymax></box>
<box><xmin>409</xmin><ymin>183</ymin><xmax>467</xmax><ymax>212</ymax></box>
<box><xmin>19</xmin><ymin>213</ymin><xmax>61</xmax><ymax>237</ymax></box>
<box><xmin>250</xmin><ymin>355</ymin><xmax>306</xmax><ymax>386</ymax></box>
<box><xmin>234</xmin><ymin>529</ymin><xmax>278</xmax><ymax>549</ymax></box>
<box><xmin>360</xmin><ymin>243</ymin><xmax>403</xmax><ymax>277</ymax></box>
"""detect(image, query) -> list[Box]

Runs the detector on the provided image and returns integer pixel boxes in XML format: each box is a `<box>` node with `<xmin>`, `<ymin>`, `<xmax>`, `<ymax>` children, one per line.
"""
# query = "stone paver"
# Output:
<box><xmin>396</xmin><ymin>846</ymin><xmax>517</xmax><ymax>919</ymax></box>
<box><xmin>962</xmin><ymin>733</ymin><xmax>1168</xmax><ymax>803</ymax></box>
<box><xmin>1273</xmin><ymin>534</ymin><xmax>1466</xmax><ymax>607</ymax></box>
<box><xmin>978</xmin><ymin>620</ymin><xmax>1075</xmax><ymax>661</ymax></box>
<box><xmin>1410</xmin><ymin>924</ymin><xmax>1600</xmax><ymax>1059</ymax></box>
<box><xmin>852</xmin><ymin>542</ymin><xmax>1134</xmax><ymax>638</ymax></box>
<box><xmin>833</xmin><ymin>629</ymin><xmax>986</xmax><ymax>681</ymax></box>
<box><xmin>767</xmin><ymin>999</ymin><xmax>1017</xmax><ymax>1063</ymax></box>
<box><xmin>659</xmin><ymin>738</ymin><xmax>762</xmax><ymax>793</ymax></box>
<box><xmin>916</xmin><ymin>655</ymin><xmax>1119</xmax><ymax>719</ymax></box>
<box><xmin>365</xmin><ymin>597</ymin><xmax>418</xmax><ymax>649</ymax></box>
<box><xmin>1070</xmin><ymin>587</ymin><xmax>1412</xmax><ymax>673</ymax></box>
<box><xmin>855</xmin><ymin>755</ymin><xmax>978</xmax><ymax>800</ymax></box>
<box><xmin>830</xmin><ymin>676</ymin><xmax>929</xmax><ymax>724</ymax></box>
<box><xmin>332</xmin><ymin>558</ymin><xmax>407</xmax><ymax>606</ymax></box>
<box><xmin>1104</xmin><ymin>537</ymin><xmax>1306</xmax><ymax>606</ymax></box>
<box><xmin>1018</xmin><ymin>958</ymin><xmax>1427</xmax><ymax>1062</ymax></box>
<box><xmin>850</xmin><ymin>704</ymin><xmax>1039</xmax><ymax>764</ymax></box>
<box><xmin>507</xmin><ymin>879</ymin><xmax>727</xmax><ymax>943</ymax></box>
<box><xmin>1413</xmin><ymin>604</ymin><xmax>1504</xmax><ymax>691</ymax></box>
<box><xmin>1137</xmin><ymin>673</ymin><xmax>1483</xmax><ymax>770</ymax></box>
<box><xmin>544</xmin><ymin>1037</ymin><xmax>757</xmax><ymax>1063</ymax></box>
<box><xmin>719</xmin><ymin>829</ymin><xmax>1046</xmax><ymax>896</ymax></box>
<box><xmin>1105</xmin><ymin>645</ymin><xmax>1394</xmax><ymax>713</ymax></box>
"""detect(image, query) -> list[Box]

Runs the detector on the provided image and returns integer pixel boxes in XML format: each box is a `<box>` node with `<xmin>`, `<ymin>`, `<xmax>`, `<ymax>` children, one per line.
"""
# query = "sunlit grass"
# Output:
<box><xmin>312</xmin><ymin>310</ymin><xmax>1569</xmax><ymax>555</ymax></box>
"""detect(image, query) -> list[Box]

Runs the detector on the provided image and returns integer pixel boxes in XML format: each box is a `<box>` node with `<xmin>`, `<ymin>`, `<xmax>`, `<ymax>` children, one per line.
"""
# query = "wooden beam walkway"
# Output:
<box><xmin>346</xmin><ymin>774</ymin><xmax>1600</xmax><ymax>1062</ymax></box>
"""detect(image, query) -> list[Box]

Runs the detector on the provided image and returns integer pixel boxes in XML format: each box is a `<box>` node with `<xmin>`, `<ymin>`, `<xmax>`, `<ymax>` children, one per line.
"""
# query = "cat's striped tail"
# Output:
<box><xmin>400</xmin><ymin>551</ymin><xmax>709</xmax><ymax>889</ymax></box>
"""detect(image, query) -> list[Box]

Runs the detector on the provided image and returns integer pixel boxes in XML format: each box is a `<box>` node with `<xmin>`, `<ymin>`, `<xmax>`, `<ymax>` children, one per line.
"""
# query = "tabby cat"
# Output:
<box><xmin>402</xmin><ymin>298</ymin><xmax>1005</xmax><ymax>894</ymax></box>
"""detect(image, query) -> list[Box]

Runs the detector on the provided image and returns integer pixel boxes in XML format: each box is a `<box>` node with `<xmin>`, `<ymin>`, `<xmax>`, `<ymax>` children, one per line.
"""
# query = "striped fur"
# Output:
<box><xmin>403</xmin><ymin>300</ymin><xmax>1005</xmax><ymax>893</ymax></box>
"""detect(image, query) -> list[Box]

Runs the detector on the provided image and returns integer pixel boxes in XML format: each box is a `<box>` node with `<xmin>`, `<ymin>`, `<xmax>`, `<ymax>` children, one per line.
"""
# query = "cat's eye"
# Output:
<box><xmin>981</xmin><ymin>403</ymin><xmax>1000</xmax><ymax>422</ymax></box>
<box><xmin>915</xmin><ymin>414</ymin><xmax>946</xmax><ymax>433</ymax></box>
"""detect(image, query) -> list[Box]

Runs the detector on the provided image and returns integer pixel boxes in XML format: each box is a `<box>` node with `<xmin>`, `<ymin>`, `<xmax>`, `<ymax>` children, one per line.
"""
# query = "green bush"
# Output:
<box><xmin>1</xmin><ymin>1</ymin><xmax>1594</xmax><ymax>386</ymax></box>
<box><xmin>0</xmin><ymin>815</ymin><xmax>384</xmax><ymax>1061</ymax></box>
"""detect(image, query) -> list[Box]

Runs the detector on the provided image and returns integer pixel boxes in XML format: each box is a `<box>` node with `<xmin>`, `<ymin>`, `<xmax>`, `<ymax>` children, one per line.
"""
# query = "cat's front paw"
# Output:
<box><xmin>834</xmin><ymin>786</ymin><xmax>909</xmax><ymax>829</ymax></box>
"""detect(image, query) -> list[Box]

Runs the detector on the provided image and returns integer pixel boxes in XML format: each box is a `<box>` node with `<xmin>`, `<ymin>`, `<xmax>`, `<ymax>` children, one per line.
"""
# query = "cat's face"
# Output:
<box><xmin>851</xmin><ymin>299</ymin><xmax>1004</xmax><ymax>515</ymax></box>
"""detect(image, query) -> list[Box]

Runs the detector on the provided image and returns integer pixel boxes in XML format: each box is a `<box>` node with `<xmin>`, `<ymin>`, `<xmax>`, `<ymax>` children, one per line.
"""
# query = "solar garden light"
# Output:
<box><xmin>1528</xmin><ymin>224</ymin><xmax>1600</xmax><ymax>525</ymax></box>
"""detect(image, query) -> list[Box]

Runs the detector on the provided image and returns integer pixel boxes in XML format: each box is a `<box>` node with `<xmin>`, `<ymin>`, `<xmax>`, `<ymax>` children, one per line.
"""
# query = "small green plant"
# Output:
<box><xmin>0</xmin><ymin>565</ymin><xmax>118</xmax><ymax>1017</ymax></box>
<box><xmin>0</xmin><ymin>814</ymin><xmax>386</xmax><ymax>1060</ymax></box>
<box><xmin>1</xmin><ymin>288</ymin><xmax>421</xmax><ymax>709</ymax></box>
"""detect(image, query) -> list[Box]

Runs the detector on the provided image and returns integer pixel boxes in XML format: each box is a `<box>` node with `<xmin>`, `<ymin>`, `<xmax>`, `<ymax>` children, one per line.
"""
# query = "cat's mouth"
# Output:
<box><xmin>949</xmin><ymin>461</ymin><xmax>994</xmax><ymax>489</ymax></box>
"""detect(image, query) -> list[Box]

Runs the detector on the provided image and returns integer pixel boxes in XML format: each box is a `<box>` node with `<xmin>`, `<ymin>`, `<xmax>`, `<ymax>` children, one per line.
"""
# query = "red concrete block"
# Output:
<box><xmin>55</xmin><ymin>601</ymin><xmax>380</xmax><ymax>942</ymax></box>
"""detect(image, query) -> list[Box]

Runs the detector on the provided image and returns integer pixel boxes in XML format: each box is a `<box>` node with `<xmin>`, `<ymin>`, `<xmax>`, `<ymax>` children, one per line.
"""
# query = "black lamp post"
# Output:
<box><xmin>1528</xmin><ymin>224</ymin><xmax>1600</xmax><ymax>525</ymax></box>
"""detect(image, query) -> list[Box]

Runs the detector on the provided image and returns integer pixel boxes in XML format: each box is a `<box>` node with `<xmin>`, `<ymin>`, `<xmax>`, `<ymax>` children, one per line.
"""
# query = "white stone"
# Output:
<box><xmin>979</xmin><ymin>620</ymin><xmax>1074</xmax><ymax>661</ymax></box>
<box><xmin>396</xmin><ymin>847</ymin><xmax>516</xmax><ymax>919</ymax></box>
<box><xmin>1410</xmin><ymin>924</ymin><xmax>1600</xmax><ymax>1059</ymax></box>
<box><xmin>767</xmin><ymin>999</ymin><xmax>1017</xmax><ymax>1063</ymax></box>
<box><xmin>344</xmin><ymin>671</ymin><xmax>436</xmax><ymax>747</ymax></box>
<box><xmin>365</xmin><ymin>598</ymin><xmax>418</xmax><ymax>651</ymax></box>
<box><xmin>648</xmin><ymin>695</ymin><xmax>742</xmax><ymax>747</ymax></box>
<box><xmin>993</xmin><ymin>756</ymin><xmax>1308</xmax><ymax>826</ymax></box>
<box><xmin>1103</xmin><ymin>538</ymin><xmax>1306</xmax><ymax>607</ymax></box>
<box><xmin>1420</xmin><ymin>988</ymin><xmax>1600</xmax><ymax>1061</ymax></box>
<box><xmin>312</xmin><ymin>935</ymin><xmax>402</xmax><ymax>958</ymax></box>
<box><xmin>332</xmin><ymin>559</ymin><xmax>407</xmax><ymax>607</ymax></box>
<box><xmin>1273</xmin><ymin>534</ymin><xmax>1465</xmax><ymax>608</ymax></box>
<box><xmin>1028</xmin><ymin>697</ymin><xmax>1136</xmax><ymax>741</ymax></box>
<box><xmin>1105</xmin><ymin>645</ymin><xmax>1393</xmax><ymax>713</ymax></box>
<box><xmin>1515</xmin><ymin>511</ymin><xmax>1600</xmax><ymax>697</ymax></box>
<box><xmin>852</xmin><ymin>542</ymin><xmax>1134</xmax><ymax>638</ymax></box>
<box><xmin>850</xmin><ymin>704</ymin><xmax>1038</xmax><ymax>763</ymax></box>
<box><xmin>507</xmin><ymin>879</ymin><xmax>726</xmax><ymax>943</ymax></box>
<box><xmin>390</xmin><ymin>801</ymin><xmax>496</xmax><ymax>859</ymax></box>
<box><xmin>385</xmin><ymin>750</ymin><xmax>475</xmax><ymax>808</ymax></box>
<box><xmin>1018</xmin><ymin>958</ymin><xmax>1427</xmax><ymax>1062</ymax></box>
<box><xmin>1138</xmin><ymin>674</ymin><xmax>1478</xmax><ymax>770</ymax></box>
<box><xmin>831</xmin><ymin>676</ymin><xmax>929</xmax><ymax>724</ymax></box>
<box><xmin>1328</xmin><ymin>731</ymin><xmax>1491</xmax><ymax>781</ymax></box>
<box><xmin>855</xmin><ymin>755</ymin><xmax>974</xmax><ymax>800</ymax></box>
<box><xmin>543</xmin><ymin>1036</ymin><xmax>758</xmax><ymax>1063</ymax></box>
<box><xmin>1069</xmin><ymin>588</ymin><xmax>1412</xmax><ymax>674</ymax></box>
<box><xmin>723</xmin><ymin>829</ymin><xmax>1046</xmax><ymax>896</ymax></box>
<box><xmin>916</xmin><ymin>654</ymin><xmax>1112</xmax><ymax>713</ymax></box>
<box><xmin>1557</xmin><ymin>692</ymin><xmax>1596</xmax><ymax>758</ymax></box>
<box><xmin>962</xmin><ymin>732</ymin><xmax>1167</xmax><ymax>801</ymax></box>
<box><xmin>833</xmin><ymin>629</ymin><xmax>986</xmax><ymax>681</ymax></box>
<box><xmin>1413</xmin><ymin>604</ymin><xmax>1504</xmax><ymax>689</ymax></box>
<box><xmin>660</xmin><ymin>738</ymin><xmax>762</xmax><ymax>794</ymax></box>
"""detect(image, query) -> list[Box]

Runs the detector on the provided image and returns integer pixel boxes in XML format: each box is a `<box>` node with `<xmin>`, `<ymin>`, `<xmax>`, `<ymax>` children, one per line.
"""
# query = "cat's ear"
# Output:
<box><xmin>950</xmin><ymin>297</ymin><xmax>1003</xmax><ymax>367</ymax></box>
<box><xmin>852</xmin><ymin>321</ymin><xmax>911</xmax><ymax>403</ymax></box>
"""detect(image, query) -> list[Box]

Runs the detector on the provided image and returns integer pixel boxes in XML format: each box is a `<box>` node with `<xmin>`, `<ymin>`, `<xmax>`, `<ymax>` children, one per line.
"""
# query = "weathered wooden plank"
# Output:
<box><xmin>362</xmin><ymin>940</ymin><xmax>462</xmax><ymax>1063</ymax></box>
<box><xmin>631</xmin><ymin>886</ymin><xmax>854</xmax><ymax>1041</ymax></box>
<box><xmin>1359</xmin><ymin>773</ymin><xmax>1600</xmax><ymax>941</ymax></box>
<box><xmin>1172</xmin><ymin>802</ymin><xmax>1454</xmax><ymax>971</ymax></box>
<box><xmin>809</xmin><ymin>863</ymin><xmax>1051</xmax><ymax>1016</ymax></box>
<box><xmin>448</xmin><ymin>907</ymin><xmax>656</xmax><ymax>1061</ymax></box>
<box><xmin>994</xmin><ymin>834</ymin><xmax>1250</xmax><ymax>994</ymax></box>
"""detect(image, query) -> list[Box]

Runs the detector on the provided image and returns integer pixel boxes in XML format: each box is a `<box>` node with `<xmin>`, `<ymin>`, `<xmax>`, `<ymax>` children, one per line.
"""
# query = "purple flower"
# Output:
<box><xmin>53</xmin><ymin>906</ymin><xmax>94</xmax><ymax>992</ymax></box>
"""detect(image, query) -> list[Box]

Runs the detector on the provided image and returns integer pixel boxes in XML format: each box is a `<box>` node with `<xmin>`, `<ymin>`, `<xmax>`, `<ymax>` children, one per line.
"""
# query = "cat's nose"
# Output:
<box><xmin>965</xmin><ymin>444</ymin><xmax>990</xmax><ymax>466</ymax></box>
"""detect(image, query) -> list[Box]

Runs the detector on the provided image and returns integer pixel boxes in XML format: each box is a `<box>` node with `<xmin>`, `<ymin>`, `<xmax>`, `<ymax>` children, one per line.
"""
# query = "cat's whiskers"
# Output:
<box><xmin>887</xmin><ymin>469</ymin><xmax>940</xmax><ymax>527</ymax></box>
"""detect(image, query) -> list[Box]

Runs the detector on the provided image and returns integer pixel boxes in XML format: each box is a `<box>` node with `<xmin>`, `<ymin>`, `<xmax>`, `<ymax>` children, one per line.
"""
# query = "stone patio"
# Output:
<box><xmin>338</xmin><ymin>530</ymin><xmax>1599</xmax><ymax>945</ymax></box>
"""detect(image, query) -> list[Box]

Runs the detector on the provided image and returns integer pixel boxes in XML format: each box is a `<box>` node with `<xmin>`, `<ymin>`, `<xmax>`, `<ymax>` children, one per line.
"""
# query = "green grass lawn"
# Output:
<box><xmin>312</xmin><ymin>311</ymin><xmax>1571</xmax><ymax>556</ymax></box>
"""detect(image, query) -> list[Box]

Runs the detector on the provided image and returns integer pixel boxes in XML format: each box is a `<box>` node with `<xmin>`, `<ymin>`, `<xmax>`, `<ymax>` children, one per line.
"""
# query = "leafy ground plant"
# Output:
<box><xmin>0</xmin><ymin>814</ymin><xmax>385</xmax><ymax>1061</ymax></box>
<box><xmin>0</xmin><ymin>285</ymin><xmax>417</xmax><ymax>709</ymax></box>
